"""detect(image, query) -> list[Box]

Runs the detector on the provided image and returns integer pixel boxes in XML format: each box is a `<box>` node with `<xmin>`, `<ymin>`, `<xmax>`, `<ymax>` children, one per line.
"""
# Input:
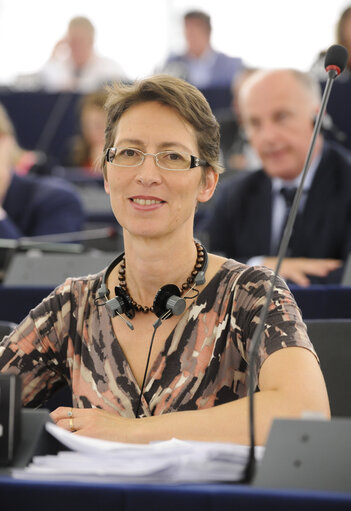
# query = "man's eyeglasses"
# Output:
<box><xmin>106</xmin><ymin>147</ymin><xmax>209</xmax><ymax>171</ymax></box>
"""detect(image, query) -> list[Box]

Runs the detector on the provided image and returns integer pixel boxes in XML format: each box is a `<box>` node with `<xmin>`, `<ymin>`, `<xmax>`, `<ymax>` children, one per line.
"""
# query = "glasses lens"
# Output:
<box><xmin>157</xmin><ymin>151</ymin><xmax>191</xmax><ymax>170</ymax></box>
<box><xmin>109</xmin><ymin>148</ymin><xmax>143</xmax><ymax>167</ymax></box>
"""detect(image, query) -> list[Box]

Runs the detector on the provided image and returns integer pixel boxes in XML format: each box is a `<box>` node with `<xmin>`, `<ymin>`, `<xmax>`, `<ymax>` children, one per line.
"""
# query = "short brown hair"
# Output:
<box><xmin>184</xmin><ymin>10</ymin><xmax>211</xmax><ymax>33</ymax></box>
<box><xmin>101</xmin><ymin>74</ymin><xmax>222</xmax><ymax>176</ymax></box>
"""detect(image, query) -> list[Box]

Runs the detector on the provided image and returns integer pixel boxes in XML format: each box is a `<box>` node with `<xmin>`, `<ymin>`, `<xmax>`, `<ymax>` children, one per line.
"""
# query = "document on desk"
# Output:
<box><xmin>11</xmin><ymin>422</ymin><xmax>264</xmax><ymax>484</ymax></box>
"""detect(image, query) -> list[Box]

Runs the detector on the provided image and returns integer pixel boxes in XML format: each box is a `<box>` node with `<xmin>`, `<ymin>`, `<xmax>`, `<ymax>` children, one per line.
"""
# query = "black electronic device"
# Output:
<box><xmin>253</xmin><ymin>417</ymin><xmax>351</xmax><ymax>493</ymax></box>
<box><xmin>0</xmin><ymin>408</ymin><xmax>66</xmax><ymax>475</ymax></box>
<box><xmin>95</xmin><ymin>243</ymin><xmax>208</xmax><ymax>330</ymax></box>
<box><xmin>341</xmin><ymin>252</ymin><xmax>351</xmax><ymax>285</ymax></box>
<box><xmin>0</xmin><ymin>374</ymin><xmax>21</xmax><ymax>466</ymax></box>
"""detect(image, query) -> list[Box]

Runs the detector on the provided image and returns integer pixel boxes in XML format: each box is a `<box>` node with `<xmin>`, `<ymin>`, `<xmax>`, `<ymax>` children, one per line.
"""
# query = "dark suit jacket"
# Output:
<box><xmin>205</xmin><ymin>141</ymin><xmax>351</xmax><ymax>266</ymax></box>
<box><xmin>1</xmin><ymin>173</ymin><xmax>85</xmax><ymax>239</ymax></box>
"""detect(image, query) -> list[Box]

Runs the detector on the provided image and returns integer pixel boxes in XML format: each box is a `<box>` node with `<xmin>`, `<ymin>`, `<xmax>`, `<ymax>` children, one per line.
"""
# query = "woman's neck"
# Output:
<box><xmin>119</xmin><ymin>234</ymin><xmax>198</xmax><ymax>309</ymax></box>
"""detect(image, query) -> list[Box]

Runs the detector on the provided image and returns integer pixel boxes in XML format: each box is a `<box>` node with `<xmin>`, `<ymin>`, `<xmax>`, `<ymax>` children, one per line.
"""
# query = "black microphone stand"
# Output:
<box><xmin>243</xmin><ymin>49</ymin><xmax>348</xmax><ymax>483</ymax></box>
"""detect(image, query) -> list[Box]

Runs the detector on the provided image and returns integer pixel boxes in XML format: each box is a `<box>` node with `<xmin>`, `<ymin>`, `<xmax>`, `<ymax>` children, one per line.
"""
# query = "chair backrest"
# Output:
<box><xmin>305</xmin><ymin>319</ymin><xmax>351</xmax><ymax>418</ymax></box>
<box><xmin>0</xmin><ymin>320</ymin><xmax>17</xmax><ymax>341</ymax></box>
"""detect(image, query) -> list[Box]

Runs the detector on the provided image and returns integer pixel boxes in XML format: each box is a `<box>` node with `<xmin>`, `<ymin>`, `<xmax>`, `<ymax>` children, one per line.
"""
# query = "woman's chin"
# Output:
<box><xmin>124</xmin><ymin>224</ymin><xmax>169</xmax><ymax>240</ymax></box>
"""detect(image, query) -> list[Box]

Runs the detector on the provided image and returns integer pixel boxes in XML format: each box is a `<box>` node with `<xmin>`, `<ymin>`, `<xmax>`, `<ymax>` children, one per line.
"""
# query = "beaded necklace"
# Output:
<box><xmin>118</xmin><ymin>241</ymin><xmax>205</xmax><ymax>313</ymax></box>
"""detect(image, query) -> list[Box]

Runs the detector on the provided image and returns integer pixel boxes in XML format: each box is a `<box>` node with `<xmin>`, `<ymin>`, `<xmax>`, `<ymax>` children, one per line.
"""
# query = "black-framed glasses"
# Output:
<box><xmin>106</xmin><ymin>147</ymin><xmax>209</xmax><ymax>171</ymax></box>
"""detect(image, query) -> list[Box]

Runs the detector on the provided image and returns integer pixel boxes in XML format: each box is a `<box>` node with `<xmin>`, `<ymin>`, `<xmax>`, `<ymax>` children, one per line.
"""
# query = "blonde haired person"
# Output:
<box><xmin>66</xmin><ymin>89</ymin><xmax>108</xmax><ymax>172</ymax></box>
<box><xmin>0</xmin><ymin>102</ymin><xmax>84</xmax><ymax>238</ymax></box>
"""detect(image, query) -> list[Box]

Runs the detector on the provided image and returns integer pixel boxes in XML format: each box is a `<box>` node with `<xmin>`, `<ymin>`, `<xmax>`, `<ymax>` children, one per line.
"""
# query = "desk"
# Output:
<box><xmin>0</xmin><ymin>477</ymin><xmax>350</xmax><ymax>511</ymax></box>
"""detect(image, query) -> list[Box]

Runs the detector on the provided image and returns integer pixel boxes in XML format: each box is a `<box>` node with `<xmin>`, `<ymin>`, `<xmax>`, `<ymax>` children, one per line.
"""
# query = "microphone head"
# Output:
<box><xmin>324</xmin><ymin>44</ymin><xmax>349</xmax><ymax>76</ymax></box>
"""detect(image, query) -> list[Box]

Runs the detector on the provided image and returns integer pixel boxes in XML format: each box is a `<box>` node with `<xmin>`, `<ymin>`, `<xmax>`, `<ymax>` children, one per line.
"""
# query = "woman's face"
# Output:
<box><xmin>81</xmin><ymin>105</ymin><xmax>106</xmax><ymax>146</ymax></box>
<box><xmin>104</xmin><ymin>101</ymin><xmax>217</xmax><ymax>240</ymax></box>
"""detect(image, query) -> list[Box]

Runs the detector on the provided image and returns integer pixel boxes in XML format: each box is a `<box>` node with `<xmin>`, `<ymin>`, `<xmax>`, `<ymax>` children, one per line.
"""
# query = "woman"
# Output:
<box><xmin>0</xmin><ymin>75</ymin><xmax>329</xmax><ymax>445</ymax></box>
<box><xmin>65</xmin><ymin>89</ymin><xmax>108</xmax><ymax>172</ymax></box>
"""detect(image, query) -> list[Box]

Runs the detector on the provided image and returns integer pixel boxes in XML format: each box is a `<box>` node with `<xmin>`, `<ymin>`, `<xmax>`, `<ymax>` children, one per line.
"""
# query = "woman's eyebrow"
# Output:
<box><xmin>114</xmin><ymin>138</ymin><xmax>193</xmax><ymax>153</ymax></box>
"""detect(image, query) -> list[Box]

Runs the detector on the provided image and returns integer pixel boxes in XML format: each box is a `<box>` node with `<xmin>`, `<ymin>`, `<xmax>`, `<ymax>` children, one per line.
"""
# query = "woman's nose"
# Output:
<box><xmin>135</xmin><ymin>154</ymin><xmax>162</xmax><ymax>184</ymax></box>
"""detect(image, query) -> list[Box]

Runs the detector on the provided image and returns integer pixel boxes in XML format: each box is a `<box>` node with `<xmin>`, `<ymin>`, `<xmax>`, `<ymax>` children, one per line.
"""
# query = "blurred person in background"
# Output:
<box><xmin>204</xmin><ymin>69</ymin><xmax>351</xmax><ymax>286</ymax></box>
<box><xmin>38</xmin><ymin>16</ymin><xmax>127</xmax><ymax>93</ymax></box>
<box><xmin>161</xmin><ymin>10</ymin><xmax>243</xmax><ymax>89</ymax></box>
<box><xmin>310</xmin><ymin>6</ymin><xmax>351</xmax><ymax>150</ymax></box>
<box><xmin>65</xmin><ymin>89</ymin><xmax>108</xmax><ymax>173</ymax></box>
<box><xmin>0</xmin><ymin>102</ymin><xmax>51</xmax><ymax>176</ymax></box>
<box><xmin>311</xmin><ymin>5</ymin><xmax>351</xmax><ymax>80</ymax></box>
<box><xmin>0</xmin><ymin>103</ymin><xmax>84</xmax><ymax>238</ymax></box>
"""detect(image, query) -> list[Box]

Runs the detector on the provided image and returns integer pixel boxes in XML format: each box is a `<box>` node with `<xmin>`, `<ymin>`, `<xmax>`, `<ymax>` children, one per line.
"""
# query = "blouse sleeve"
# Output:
<box><xmin>232</xmin><ymin>265</ymin><xmax>316</xmax><ymax>388</ymax></box>
<box><xmin>0</xmin><ymin>279</ymin><xmax>74</xmax><ymax>407</ymax></box>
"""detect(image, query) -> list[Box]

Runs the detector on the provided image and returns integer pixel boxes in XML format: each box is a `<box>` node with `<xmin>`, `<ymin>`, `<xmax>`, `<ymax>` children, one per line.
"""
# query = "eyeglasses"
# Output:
<box><xmin>106</xmin><ymin>147</ymin><xmax>209</xmax><ymax>171</ymax></box>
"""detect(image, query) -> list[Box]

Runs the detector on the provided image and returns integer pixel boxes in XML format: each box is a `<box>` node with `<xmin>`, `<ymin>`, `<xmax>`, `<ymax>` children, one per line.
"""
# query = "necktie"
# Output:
<box><xmin>277</xmin><ymin>187</ymin><xmax>298</xmax><ymax>252</ymax></box>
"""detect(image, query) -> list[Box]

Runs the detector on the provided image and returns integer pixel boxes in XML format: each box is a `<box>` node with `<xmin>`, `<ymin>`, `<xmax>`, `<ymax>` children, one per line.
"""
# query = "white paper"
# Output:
<box><xmin>11</xmin><ymin>421</ymin><xmax>264</xmax><ymax>484</ymax></box>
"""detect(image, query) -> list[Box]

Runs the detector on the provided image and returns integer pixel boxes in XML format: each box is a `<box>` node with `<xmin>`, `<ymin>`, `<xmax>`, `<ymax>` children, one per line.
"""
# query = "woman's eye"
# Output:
<box><xmin>166</xmin><ymin>152</ymin><xmax>182</xmax><ymax>160</ymax></box>
<box><xmin>121</xmin><ymin>149</ymin><xmax>137</xmax><ymax>157</ymax></box>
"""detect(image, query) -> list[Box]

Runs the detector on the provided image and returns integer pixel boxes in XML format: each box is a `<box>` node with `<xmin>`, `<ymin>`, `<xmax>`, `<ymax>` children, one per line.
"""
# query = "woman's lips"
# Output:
<box><xmin>129</xmin><ymin>196</ymin><xmax>165</xmax><ymax>210</ymax></box>
<box><xmin>131</xmin><ymin>198</ymin><xmax>163</xmax><ymax>205</ymax></box>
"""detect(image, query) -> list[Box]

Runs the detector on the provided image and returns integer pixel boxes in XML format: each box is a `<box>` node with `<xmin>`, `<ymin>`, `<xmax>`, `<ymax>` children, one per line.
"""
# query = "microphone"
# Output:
<box><xmin>324</xmin><ymin>44</ymin><xmax>348</xmax><ymax>77</ymax></box>
<box><xmin>243</xmin><ymin>44</ymin><xmax>349</xmax><ymax>483</ymax></box>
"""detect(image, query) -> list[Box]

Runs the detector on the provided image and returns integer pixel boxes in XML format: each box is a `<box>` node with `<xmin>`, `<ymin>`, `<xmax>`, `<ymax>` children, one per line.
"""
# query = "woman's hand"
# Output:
<box><xmin>50</xmin><ymin>346</ymin><xmax>330</xmax><ymax>447</ymax></box>
<box><xmin>50</xmin><ymin>406</ymin><xmax>137</xmax><ymax>442</ymax></box>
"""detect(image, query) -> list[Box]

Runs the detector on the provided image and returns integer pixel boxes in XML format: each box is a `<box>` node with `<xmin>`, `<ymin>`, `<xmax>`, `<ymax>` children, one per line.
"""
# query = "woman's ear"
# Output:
<box><xmin>197</xmin><ymin>167</ymin><xmax>219</xmax><ymax>203</ymax></box>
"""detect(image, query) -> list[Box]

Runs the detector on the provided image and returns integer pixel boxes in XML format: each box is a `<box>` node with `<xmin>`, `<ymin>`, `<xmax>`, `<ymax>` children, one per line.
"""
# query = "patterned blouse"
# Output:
<box><xmin>0</xmin><ymin>259</ymin><xmax>314</xmax><ymax>417</ymax></box>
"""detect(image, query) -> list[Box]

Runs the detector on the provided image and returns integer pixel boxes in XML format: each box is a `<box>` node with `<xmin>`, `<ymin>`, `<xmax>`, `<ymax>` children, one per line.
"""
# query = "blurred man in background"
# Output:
<box><xmin>204</xmin><ymin>69</ymin><xmax>351</xmax><ymax>286</ymax></box>
<box><xmin>161</xmin><ymin>10</ymin><xmax>243</xmax><ymax>89</ymax></box>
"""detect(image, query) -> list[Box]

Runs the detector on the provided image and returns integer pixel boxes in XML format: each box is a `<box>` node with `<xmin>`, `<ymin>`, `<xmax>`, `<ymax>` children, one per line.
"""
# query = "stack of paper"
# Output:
<box><xmin>12</xmin><ymin>422</ymin><xmax>264</xmax><ymax>484</ymax></box>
